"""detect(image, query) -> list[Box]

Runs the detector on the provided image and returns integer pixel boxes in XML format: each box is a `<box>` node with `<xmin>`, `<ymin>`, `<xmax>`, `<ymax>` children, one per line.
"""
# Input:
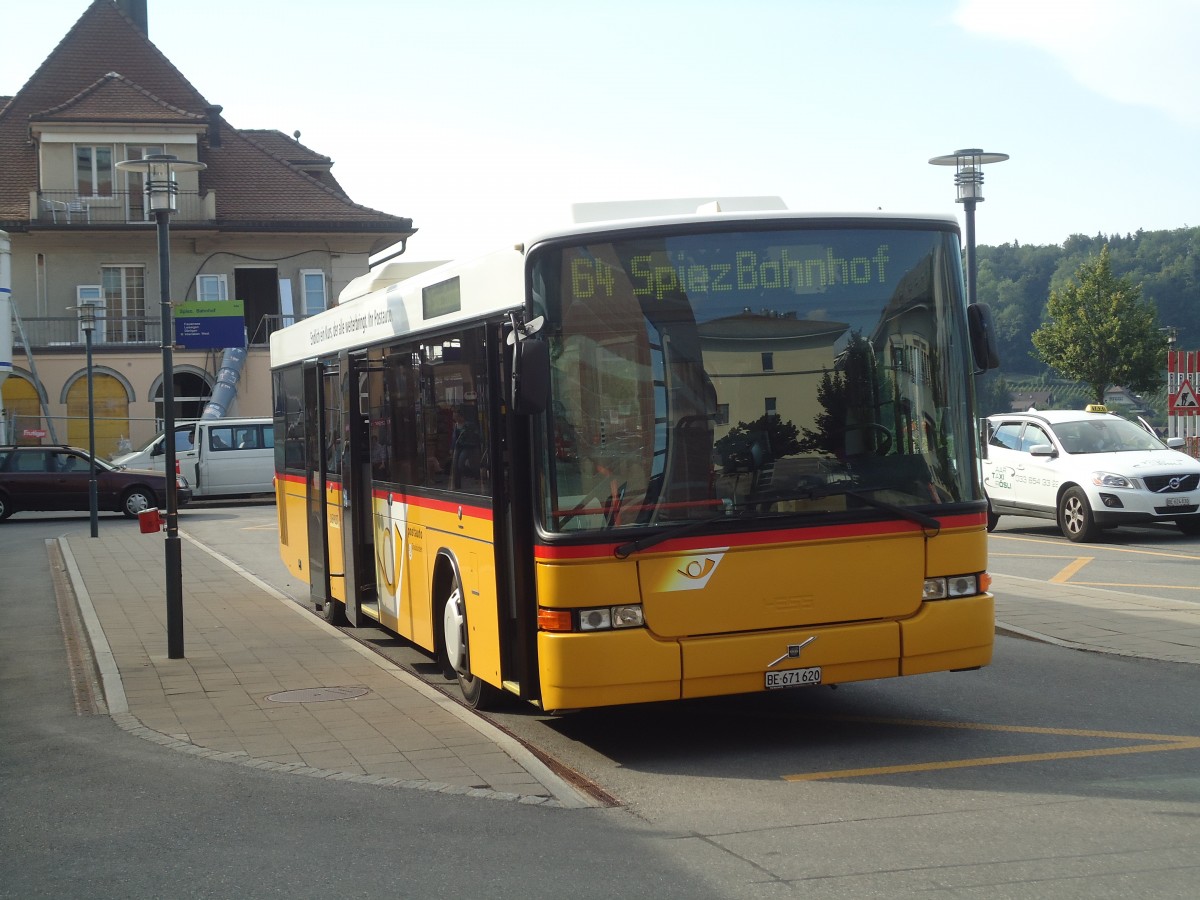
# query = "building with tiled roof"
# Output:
<box><xmin>0</xmin><ymin>0</ymin><xmax>415</xmax><ymax>453</ymax></box>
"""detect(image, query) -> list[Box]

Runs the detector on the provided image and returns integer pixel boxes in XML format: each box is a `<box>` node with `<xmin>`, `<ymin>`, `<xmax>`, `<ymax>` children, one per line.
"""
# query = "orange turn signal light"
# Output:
<box><xmin>537</xmin><ymin>608</ymin><xmax>573</xmax><ymax>632</ymax></box>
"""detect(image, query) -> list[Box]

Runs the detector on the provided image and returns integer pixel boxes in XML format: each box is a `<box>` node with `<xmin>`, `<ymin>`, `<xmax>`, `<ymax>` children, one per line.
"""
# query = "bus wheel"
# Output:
<box><xmin>441</xmin><ymin>580</ymin><xmax>501</xmax><ymax>710</ymax></box>
<box><xmin>320</xmin><ymin>595</ymin><xmax>347</xmax><ymax>626</ymax></box>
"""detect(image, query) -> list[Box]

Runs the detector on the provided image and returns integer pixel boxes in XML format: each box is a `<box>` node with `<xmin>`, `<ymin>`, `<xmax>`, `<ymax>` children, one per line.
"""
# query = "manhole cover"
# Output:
<box><xmin>265</xmin><ymin>686</ymin><xmax>369</xmax><ymax>703</ymax></box>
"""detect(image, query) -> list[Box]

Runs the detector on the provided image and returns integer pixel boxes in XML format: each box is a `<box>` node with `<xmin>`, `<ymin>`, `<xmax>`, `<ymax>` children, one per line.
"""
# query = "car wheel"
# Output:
<box><xmin>1177</xmin><ymin>517</ymin><xmax>1200</xmax><ymax>536</ymax></box>
<box><xmin>121</xmin><ymin>487</ymin><xmax>156</xmax><ymax>519</ymax></box>
<box><xmin>441</xmin><ymin>577</ymin><xmax>501</xmax><ymax>710</ymax></box>
<box><xmin>0</xmin><ymin>492</ymin><xmax>12</xmax><ymax>522</ymax></box>
<box><xmin>986</xmin><ymin>503</ymin><xmax>999</xmax><ymax>532</ymax></box>
<box><xmin>1058</xmin><ymin>486</ymin><xmax>1100</xmax><ymax>542</ymax></box>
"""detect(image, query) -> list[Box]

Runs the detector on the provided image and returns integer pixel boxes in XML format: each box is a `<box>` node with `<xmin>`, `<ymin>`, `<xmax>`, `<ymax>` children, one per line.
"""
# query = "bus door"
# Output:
<box><xmin>337</xmin><ymin>349</ymin><xmax>376</xmax><ymax>626</ymax></box>
<box><xmin>302</xmin><ymin>360</ymin><xmax>331</xmax><ymax>611</ymax></box>
<box><xmin>494</xmin><ymin>321</ymin><xmax>540</xmax><ymax>702</ymax></box>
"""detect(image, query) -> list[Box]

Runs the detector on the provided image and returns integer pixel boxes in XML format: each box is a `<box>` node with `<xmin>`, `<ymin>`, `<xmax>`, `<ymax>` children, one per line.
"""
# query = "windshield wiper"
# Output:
<box><xmin>614</xmin><ymin>509</ymin><xmax>736</xmax><ymax>559</ymax></box>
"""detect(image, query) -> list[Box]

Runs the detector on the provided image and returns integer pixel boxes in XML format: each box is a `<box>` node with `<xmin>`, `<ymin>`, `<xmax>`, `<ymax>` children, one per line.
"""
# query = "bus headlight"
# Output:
<box><xmin>541</xmin><ymin>604</ymin><xmax>646</xmax><ymax>632</ymax></box>
<box><xmin>578</xmin><ymin>604</ymin><xmax>644</xmax><ymax>631</ymax></box>
<box><xmin>923</xmin><ymin>574</ymin><xmax>981</xmax><ymax>600</ymax></box>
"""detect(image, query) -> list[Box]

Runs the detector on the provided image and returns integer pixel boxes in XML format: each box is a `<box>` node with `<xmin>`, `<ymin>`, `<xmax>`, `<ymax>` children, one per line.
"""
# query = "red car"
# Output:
<box><xmin>0</xmin><ymin>445</ymin><xmax>192</xmax><ymax>521</ymax></box>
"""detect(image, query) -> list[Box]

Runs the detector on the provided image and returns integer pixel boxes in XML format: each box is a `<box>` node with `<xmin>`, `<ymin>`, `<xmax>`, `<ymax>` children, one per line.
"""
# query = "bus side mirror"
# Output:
<box><xmin>967</xmin><ymin>303</ymin><xmax>1000</xmax><ymax>372</ymax></box>
<box><xmin>512</xmin><ymin>337</ymin><xmax>549</xmax><ymax>415</ymax></box>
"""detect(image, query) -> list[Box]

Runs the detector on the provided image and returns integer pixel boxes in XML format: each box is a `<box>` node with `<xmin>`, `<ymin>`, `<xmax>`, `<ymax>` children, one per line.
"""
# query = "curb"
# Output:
<box><xmin>58</xmin><ymin>532</ymin><xmax>598</xmax><ymax>809</ymax></box>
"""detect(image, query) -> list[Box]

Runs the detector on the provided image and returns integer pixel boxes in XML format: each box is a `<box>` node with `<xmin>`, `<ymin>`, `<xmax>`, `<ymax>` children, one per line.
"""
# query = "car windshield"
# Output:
<box><xmin>1052</xmin><ymin>417</ymin><xmax>1167</xmax><ymax>454</ymax></box>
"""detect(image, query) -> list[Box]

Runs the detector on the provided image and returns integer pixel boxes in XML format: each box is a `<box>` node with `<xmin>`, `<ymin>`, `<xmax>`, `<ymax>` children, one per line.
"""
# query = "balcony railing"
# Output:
<box><xmin>13</xmin><ymin>314</ymin><xmax>307</xmax><ymax>349</ymax></box>
<box><xmin>35</xmin><ymin>190</ymin><xmax>209</xmax><ymax>225</ymax></box>
<box><xmin>13</xmin><ymin>315</ymin><xmax>162</xmax><ymax>348</ymax></box>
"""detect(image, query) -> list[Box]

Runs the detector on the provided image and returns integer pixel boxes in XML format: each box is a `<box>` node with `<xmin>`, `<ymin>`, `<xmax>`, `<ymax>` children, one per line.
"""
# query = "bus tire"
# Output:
<box><xmin>441</xmin><ymin>578</ymin><xmax>501</xmax><ymax>710</ymax></box>
<box><xmin>321</xmin><ymin>595</ymin><xmax>347</xmax><ymax>626</ymax></box>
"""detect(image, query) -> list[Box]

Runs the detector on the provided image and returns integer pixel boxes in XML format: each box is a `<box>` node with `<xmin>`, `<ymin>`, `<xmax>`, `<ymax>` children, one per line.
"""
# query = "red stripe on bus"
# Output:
<box><xmin>534</xmin><ymin>511</ymin><xmax>986</xmax><ymax>560</ymax></box>
<box><xmin>369</xmin><ymin>488</ymin><xmax>495</xmax><ymax>522</ymax></box>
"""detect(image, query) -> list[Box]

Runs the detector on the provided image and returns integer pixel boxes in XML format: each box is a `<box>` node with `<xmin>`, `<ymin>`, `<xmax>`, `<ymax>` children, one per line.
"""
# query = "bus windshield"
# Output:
<box><xmin>532</xmin><ymin>224</ymin><xmax>979</xmax><ymax>534</ymax></box>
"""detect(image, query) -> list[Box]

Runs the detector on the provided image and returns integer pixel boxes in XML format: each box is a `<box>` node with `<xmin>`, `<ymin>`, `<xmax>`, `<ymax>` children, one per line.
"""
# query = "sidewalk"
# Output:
<box><xmin>992</xmin><ymin>573</ymin><xmax>1200</xmax><ymax>665</ymax></box>
<box><xmin>57</xmin><ymin>532</ymin><xmax>1200</xmax><ymax>808</ymax></box>
<box><xmin>58</xmin><ymin>528</ymin><xmax>597</xmax><ymax>809</ymax></box>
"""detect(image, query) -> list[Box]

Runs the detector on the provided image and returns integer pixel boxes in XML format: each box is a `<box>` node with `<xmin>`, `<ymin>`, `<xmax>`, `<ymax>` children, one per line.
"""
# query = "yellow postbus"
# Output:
<box><xmin>270</xmin><ymin>208</ymin><xmax>998</xmax><ymax>711</ymax></box>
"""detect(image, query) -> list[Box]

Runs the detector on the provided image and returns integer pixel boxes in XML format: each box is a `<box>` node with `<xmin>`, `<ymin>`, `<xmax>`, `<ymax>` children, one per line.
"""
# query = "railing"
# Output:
<box><xmin>15</xmin><ymin>314</ymin><xmax>309</xmax><ymax>349</ymax></box>
<box><xmin>251</xmin><ymin>314</ymin><xmax>309</xmax><ymax>346</ymax></box>
<box><xmin>36</xmin><ymin>190</ymin><xmax>208</xmax><ymax>225</ymax></box>
<box><xmin>13</xmin><ymin>316</ymin><xmax>162</xmax><ymax>348</ymax></box>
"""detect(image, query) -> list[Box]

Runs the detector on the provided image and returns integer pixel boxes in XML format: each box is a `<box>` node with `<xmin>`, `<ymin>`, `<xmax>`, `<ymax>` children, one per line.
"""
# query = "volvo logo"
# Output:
<box><xmin>1155</xmin><ymin>477</ymin><xmax>1186</xmax><ymax>493</ymax></box>
<box><xmin>767</xmin><ymin>636</ymin><xmax>816</xmax><ymax>668</ymax></box>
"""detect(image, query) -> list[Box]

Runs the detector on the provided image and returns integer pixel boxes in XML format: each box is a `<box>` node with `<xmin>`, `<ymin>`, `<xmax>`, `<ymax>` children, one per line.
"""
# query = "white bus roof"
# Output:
<box><xmin>570</xmin><ymin>196</ymin><xmax>787</xmax><ymax>222</ymax></box>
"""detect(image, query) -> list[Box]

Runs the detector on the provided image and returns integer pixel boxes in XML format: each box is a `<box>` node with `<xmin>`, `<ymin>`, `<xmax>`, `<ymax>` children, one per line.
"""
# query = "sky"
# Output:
<box><xmin>4</xmin><ymin>0</ymin><xmax>1199</xmax><ymax>263</ymax></box>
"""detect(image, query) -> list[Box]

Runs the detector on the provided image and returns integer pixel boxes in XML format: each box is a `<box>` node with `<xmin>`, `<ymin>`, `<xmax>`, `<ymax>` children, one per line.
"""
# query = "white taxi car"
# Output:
<box><xmin>983</xmin><ymin>405</ymin><xmax>1200</xmax><ymax>541</ymax></box>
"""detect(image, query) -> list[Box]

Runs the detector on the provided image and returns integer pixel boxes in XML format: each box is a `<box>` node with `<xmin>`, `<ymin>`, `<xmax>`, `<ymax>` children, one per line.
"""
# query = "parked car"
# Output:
<box><xmin>110</xmin><ymin>417</ymin><xmax>275</xmax><ymax>498</ymax></box>
<box><xmin>0</xmin><ymin>445</ymin><xmax>191</xmax><ymax>521</ymax></box>
<box><xmin>982</xmin><ymin>405</ymin><xmax>1200</xmax><ymax>542</ymax></box>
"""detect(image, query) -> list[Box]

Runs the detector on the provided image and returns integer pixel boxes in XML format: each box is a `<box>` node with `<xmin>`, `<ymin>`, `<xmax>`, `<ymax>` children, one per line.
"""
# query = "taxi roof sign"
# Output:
<box><xmin>1084</xmin><ymin>403</ymin><xmax>1108</xmax><ymax>413</ymax></box>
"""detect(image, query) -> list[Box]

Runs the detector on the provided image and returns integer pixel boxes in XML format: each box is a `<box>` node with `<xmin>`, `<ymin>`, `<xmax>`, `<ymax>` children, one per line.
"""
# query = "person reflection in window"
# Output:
<box><xmin>450</xmin><ymin>405</ymin><xmax>481</xmax><ymax>491</ymax></box>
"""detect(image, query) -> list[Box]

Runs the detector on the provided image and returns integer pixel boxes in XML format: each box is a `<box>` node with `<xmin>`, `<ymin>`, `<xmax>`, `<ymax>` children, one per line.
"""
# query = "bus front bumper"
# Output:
<box><xmin>536</xmin><ymin>594</ymin><xmax>994</xmax><ymax>711</ymax></box>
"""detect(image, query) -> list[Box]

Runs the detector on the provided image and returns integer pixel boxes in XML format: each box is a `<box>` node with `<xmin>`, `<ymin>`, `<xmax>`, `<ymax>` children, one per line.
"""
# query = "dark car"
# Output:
<box><xmin>0</xmin><ymin>445</ymin><xmax>192</xmax><ymax>521</ymax></box>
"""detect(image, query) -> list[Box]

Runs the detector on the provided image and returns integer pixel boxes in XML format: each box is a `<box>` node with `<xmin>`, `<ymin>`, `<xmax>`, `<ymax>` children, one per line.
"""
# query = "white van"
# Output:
<box><xmin>112</xmin><ymin>417</ymin><xmax>275</xmax><ymax>498</ymax></box>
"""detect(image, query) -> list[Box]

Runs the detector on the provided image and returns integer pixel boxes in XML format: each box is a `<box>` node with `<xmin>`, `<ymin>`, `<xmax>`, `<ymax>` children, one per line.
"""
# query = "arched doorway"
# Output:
<box><xmin>66</xmin><ymin>372</ymin><xmax>131</xmax><ymax>458</ymax></box>
<box><xmin>1</xmin><ymin>374</ymin><xmax>46</xmax><ymax>444</ymax></box>
<box><xmin>153</xmin><ymin>369</ymin><xmax>212</xmax><ymax>430</ymax></box>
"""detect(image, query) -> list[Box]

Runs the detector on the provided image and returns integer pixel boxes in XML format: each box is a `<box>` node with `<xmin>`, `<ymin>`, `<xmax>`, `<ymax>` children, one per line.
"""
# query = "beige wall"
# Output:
<box><xmin>3</xmin><ymin>348</ymin><xmax>272</xmax><ymax>455</ymax></box>
<box><xmin>9</xmin><ymin>231</ymin><xmax>374</xmax><ymax>318</ymax></box>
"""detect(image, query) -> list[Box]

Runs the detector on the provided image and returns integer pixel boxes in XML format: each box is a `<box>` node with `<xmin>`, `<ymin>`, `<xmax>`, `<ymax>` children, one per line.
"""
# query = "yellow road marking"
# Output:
<box><xmin>784</xmin><ymin>741</ymin><xmax>1200</xmax><ymax>781</ymax></box>
<box><xmin>821</xmin><ymin>715</ymin><xmax>1195</xmax><ymax>742</ymax></box>
<box><xmin>781</xmin><ymin>715</ymin><xmax>1200</xmax><ymax>782</ymax></box>
<box><xmin>1065</xmin><ymin>582</ymin><xmax>1200</xmax><ymax>592</ymax></box>
<box><xmin>991</xmin><ymin>534</ymin><xmax>1200</xmax><ymax>561</ymax></box>
<box><xmin>990</xmin><ymin>552</ymin><xmax>1082</xmax><ymax>559</ymax></box>
<box><xmin>1051</xmin><ymin>556</ymin><xmax>1093</xmax><ymax>583</ymax></box>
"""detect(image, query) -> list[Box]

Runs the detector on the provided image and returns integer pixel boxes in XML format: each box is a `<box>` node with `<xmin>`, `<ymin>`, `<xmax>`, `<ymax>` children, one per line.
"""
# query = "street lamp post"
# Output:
<box><xmin>928</xmin><ymin>148</ymin><xmax>1009</xmax><ymax>306</ymax></box>
<box><xmin>77</xmin><ymin>298</ymin><xmax>101</xmax><ymax>538</ymax></box>
<box><xmin>115</xmin><ymin>154</ymin><xmax>206</xmax><ymax>659</ymax></box>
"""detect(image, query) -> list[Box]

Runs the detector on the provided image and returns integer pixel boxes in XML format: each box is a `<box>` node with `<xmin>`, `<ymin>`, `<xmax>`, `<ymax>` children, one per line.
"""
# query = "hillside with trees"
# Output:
<box><xmin>973</xmin><ymin>226</ymin><xmax>1199</xmax><ymax>420</ymax></box>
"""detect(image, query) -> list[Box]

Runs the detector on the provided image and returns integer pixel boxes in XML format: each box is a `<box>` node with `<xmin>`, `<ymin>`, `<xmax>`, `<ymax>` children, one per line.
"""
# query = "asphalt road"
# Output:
<box><xmin>184</xmin><ymin>501</ymin><xmax>1200</xmax><ymax>898</ymax></box>
<box><xmin>0</xmin><ymin>512</ymin><xmax>723</xmax><ymax>900</ymax></box>
<box><xmin>7</xmin><ymin>503</ymin><xmax>1200</xmax><ymax>898</ymax></box>
<box><xmin>988</xmin><ymin>512</ymin><xmax>1200</xmax><ymax>604</ymax></box>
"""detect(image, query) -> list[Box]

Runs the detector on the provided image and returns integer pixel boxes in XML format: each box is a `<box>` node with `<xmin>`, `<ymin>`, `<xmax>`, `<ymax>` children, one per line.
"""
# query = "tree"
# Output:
<box><xmin>1031</xmin><ymin>245</ymin><xmax>1164</xmax><ymax>403</ymax></box>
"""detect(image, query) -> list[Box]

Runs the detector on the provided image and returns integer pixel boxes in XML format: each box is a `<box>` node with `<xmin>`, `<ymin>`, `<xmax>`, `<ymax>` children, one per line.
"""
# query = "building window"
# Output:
<box><xmin>765</xmin><ymin>397</ymin><xmax>777</xmax><ymax>417</ymax></box>
<box><xmin>761</xmin><ymin>352</ymin><xmax>774</xmax><ymax>372</ymax></box>
<box><xmin>715</xmin><ymin>403</ymin><xmax>730</xmax><ymax>426</ymax></box>
<box><xmin>196</xmin><ymin>274</ymin><xmax>228</xmax><ymax>302</ymax></box>
<box><xmin>101</xmin><ymin>265</ymin><xmax>146</xmax><ymax>343</ymax></box>
<box><xmin>123</xmin><ymin>145</ymin><xmax>164</xmax><ymax>221</ymax></box>
<box><xmin>76</xmin><ymin>285</ymin><xmax>105</xmax><ymax>342</ymax></box>
<box><xmin>76</xmin><ymin>145</ymin><xmax>114</xmax><ymax>197</ymax></box>
<box><xmin>300</xmin><ymin>270</ymin><xmax>327</xmax><ymax>316</ymax></box>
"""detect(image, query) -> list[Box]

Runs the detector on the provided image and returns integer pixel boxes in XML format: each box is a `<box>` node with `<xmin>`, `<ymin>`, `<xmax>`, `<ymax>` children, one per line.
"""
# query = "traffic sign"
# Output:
<box><xmin>1173</xmin><ymin>379</ymin><xmax>1199</xmax><ymax>414</ymax></box>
